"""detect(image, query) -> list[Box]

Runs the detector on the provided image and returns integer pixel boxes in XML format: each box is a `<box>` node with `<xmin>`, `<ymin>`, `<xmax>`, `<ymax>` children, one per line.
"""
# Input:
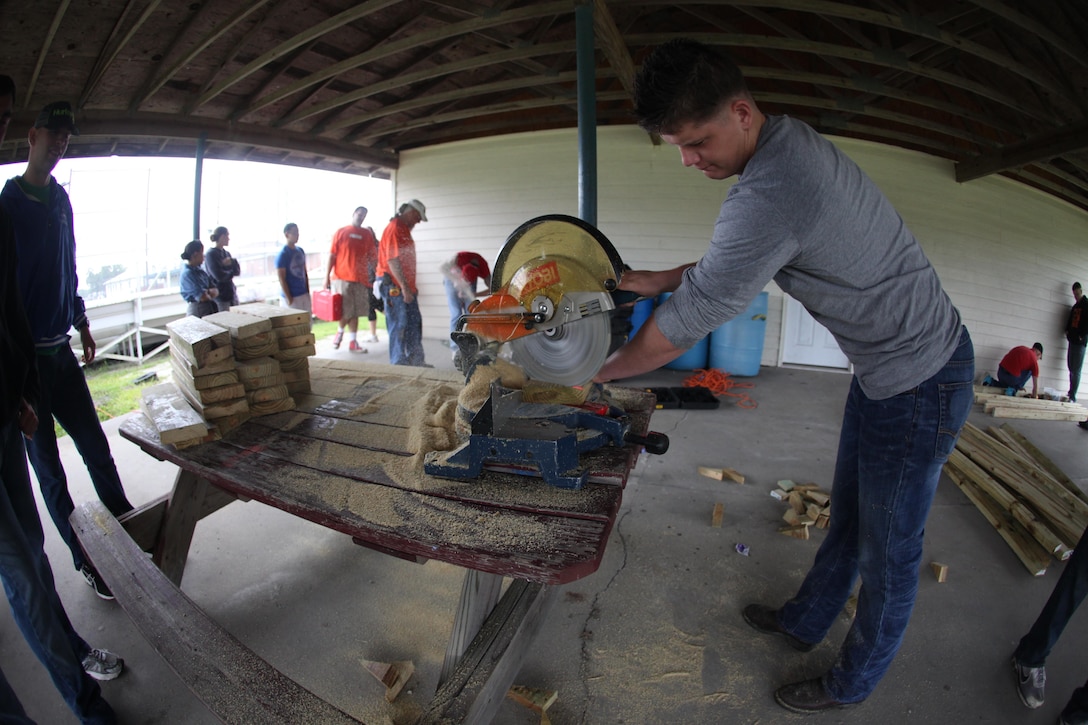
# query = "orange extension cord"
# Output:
<box><xmin>682</xmin><ymin>368</ymin><xmax>758</xmax><ymax>409</ymax></box>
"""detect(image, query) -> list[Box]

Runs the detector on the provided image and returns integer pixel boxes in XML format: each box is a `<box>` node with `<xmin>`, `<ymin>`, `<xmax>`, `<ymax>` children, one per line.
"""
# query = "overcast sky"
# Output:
<box><xmin>0</xmin><ymin>155</ymin><xmax>394</xmax><ymax>280</ymax></box>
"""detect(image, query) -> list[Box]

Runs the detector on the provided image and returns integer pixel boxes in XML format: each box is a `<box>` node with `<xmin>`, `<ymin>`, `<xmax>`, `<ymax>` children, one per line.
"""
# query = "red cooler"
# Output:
<box><xmin>313</xmin><ymin>289</ymin><xmax>342</xmax><ymax>322</ymax></box>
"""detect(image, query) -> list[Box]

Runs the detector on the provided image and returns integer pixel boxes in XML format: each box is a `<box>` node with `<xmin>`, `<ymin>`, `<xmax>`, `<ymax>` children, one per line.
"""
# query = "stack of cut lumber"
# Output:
<box><xmin>974</xmin><ymin>386</ymin><xmax>1088</xmax><ymax>421</ymax></box>
<box><xmin>138</xmin><ymin>382</ymin><xmax>220</xmax><ymax>449</ymax></box>
<box><xmin>233</xmin><ymin>303</ymin><xmax>315</xmax><ymax>396</ymax></box>
<box><xmin>166</xmin><ymin>316</ymin><xmax>249</xmax><ymax>435</ymax></box>
<box><xmin>943</xmin><ymin>421</ymin><xmax>1088</xmax><ymax>576</ymax></box>
<box><xmin>770</xmin><ymin>480</ymin><xmax>831</xmax><ymax>539</ymax></box>
<box><xmin>235</xmin><ymin>355</ymin><xmax>294</xmax><ymax>416</ymax></box>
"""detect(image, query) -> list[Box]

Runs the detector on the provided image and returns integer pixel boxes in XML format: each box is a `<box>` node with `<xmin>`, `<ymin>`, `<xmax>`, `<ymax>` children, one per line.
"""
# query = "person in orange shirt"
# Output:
<box><xmin>324</xmin><ymin>206</ymin><xmax>377</xmax><ymax>353</ymax></box>
<box><xmin>376</xmin><ymin>199</ymin><xmax>428</xmax><ymax>366</ymax></box>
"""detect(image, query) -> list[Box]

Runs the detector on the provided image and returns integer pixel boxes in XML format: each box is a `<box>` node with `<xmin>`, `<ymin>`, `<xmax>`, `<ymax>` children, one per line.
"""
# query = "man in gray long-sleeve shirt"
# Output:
<box><xmin>596</xmin><ymin>39</ymin><xmax>975</xmax><ymax>713</ymax></box>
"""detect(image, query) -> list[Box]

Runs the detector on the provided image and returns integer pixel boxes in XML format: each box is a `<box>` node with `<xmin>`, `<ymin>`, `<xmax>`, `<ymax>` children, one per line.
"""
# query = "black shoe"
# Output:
<box><xmin>742</xmin><ymin>604</ymin><xmax>816</xmax><ymax>652</ymax></box>
<box><xmin>774</xmin><ymin>678</ymin><xmax>853</xmax><ymax>714</ymax></box>
<box><xmin>80</xmin><ymin>564</ymin><xmax>114</xmax><ymax>600</ymax></box>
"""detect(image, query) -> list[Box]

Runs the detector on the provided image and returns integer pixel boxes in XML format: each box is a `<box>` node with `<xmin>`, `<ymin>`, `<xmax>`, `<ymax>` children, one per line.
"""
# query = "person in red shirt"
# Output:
<box><xmin>441</xmin><ymin>251</ymin><xmax>491</xmax><ymax>331</ymax></box>
<box><xmin>324</xmin><ymin>206</ymin><xmax>377</xmax><ymax>353</ymax></box>
<box><xmin>376</xmin><ymin>199</ymin><xmax>428</xmax><ymax>366</ymax></box>
<box><xmin>983</xmin><ymin>342</ymin><xmax>1042</xmax><ymax>397</ymax></box>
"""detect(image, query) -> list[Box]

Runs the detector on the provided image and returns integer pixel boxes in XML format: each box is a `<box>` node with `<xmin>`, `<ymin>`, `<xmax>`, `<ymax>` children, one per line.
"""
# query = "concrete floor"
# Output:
<box><xmin>4</xmin><ymin>331</ymin><xmax>1087</xmax><ymax>724</ymax></box>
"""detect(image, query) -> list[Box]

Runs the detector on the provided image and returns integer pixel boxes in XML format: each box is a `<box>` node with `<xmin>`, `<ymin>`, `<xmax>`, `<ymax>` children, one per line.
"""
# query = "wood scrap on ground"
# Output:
<box><xmin>361</xmin><ymin>659</ymin><xmax>413</xmax><ymax>702</ymax></box>
<box><xmin>711</xmin><ymin>502</ymin><xmax>724</xmax><ymax>528</ymax></box>
<box><xmin>507</xmin><ymin>685</ymin><xmax>558</xmax><ymax>725</ymax></box>
<box><xmin>772</xmin><ymin>480</ymin><xmax>831</xmax><ymax>537</ymax></box>
<box><xmin>930</xmin><ymin>562</ymin><xmax>948</xmax><ymax>582</ymax></box>
<box><xmin>943</xmin><ymin>421</ymin><xmax>1088</xmax><ymax>576</ymax></box>
<box><xmin>698</xmin><ymin>466</ymin><xmax>745</xmax><ymax>483</ymax></box>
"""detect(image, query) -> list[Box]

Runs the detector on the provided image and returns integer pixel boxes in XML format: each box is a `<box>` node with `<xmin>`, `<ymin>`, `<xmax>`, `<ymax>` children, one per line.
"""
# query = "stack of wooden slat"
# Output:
<box><xmin>235</xmin><ymin>356</ymin><xmax>294</xmax><ymax>415</ymax></box>
<box><xmin>770</xmin><ymin>480</ymin><xmax>831</xmax><ymax>539</ymax></box>
<box><xmin>166</xmin><ymin>316</ymin><xmax>250</xmax><ymax>435</ymax></box>
<box><xmin>943</xmin><ymin>421</ymin><xmax>1088</xmax><ymax>576</ymax></box>
<box><xmin>974</xmin><ymin>386</ymin><xmax>1088</xmax><ymax>421</ymax></box>
<box><xmin>138</xmin><ymin>382</ymin><xmax>220</xmax><ymax>449</ymax></box>
<box><xmin>232</xmin><ymin>303</ymin><xmax>315</xmax><ymax>396</ymax></box>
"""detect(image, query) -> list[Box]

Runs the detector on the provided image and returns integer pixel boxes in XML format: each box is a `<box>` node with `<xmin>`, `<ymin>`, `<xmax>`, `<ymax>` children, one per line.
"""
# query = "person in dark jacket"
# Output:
<box><xmin>1066</xmin><ymin>282</ymin><xmax>1088</xmax><ymax>402</ymax></box>
<box><xmin>0</xmin><ymin>99</ymin><xmax>134</xmax><ymax>601</ymax></box>
<box><xmin>204</xmin><ymin>225</ymin><xmax>240</xmax><ymax>311</ymax></box>
<box><xmin>0</xmin><ymin>78</ymin><xmax>122</xmax><ymax>724</ymax></box>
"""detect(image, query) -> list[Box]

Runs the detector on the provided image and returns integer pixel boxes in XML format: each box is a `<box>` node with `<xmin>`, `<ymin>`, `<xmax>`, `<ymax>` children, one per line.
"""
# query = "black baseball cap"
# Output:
<box><xmin>34</xmin><ymin>101</ymin><xmax>79</xmax><ymax>135</ymax></box>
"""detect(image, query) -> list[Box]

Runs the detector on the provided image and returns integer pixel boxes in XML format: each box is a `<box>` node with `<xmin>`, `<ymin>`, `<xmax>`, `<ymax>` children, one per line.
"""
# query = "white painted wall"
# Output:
<box><xmin>393</xmin><ymin>125</ymin><xmax>1088</xmax><ymax>393</ymax></box>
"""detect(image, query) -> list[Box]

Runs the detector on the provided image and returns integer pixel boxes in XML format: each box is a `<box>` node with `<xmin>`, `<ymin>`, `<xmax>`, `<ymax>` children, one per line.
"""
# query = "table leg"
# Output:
<box><xmin>440</xmin><ymin>570</ymin><xmax>504</xmax><ymax>686</ymax></box>
<box><xmin>157</xmin><ymin>469</ymin><xmax>223</xmax><ymax>586</ymax></box>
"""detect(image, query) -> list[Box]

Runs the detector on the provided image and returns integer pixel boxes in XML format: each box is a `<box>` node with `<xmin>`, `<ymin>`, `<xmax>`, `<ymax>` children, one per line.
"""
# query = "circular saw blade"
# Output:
<box><xmin>509</xmin><ymin>312</ymin><xmax>612</xmax><ymax>386</ymax></box>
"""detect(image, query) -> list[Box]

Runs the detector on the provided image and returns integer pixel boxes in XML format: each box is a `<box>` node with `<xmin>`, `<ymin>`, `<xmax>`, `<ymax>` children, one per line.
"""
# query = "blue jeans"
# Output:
<box><xmin>1068</xmin><ymin>343</ymin><xmax>1086</xmax><ymax>401</ymax></box>
<box><xmin>996</xmin><ymin>365</ymin><xmax>1031</xmax><ymax>391</ymax></box>
<box><xmin>24</xmin><ymin>345</ymin><xmax>133</xmax><ymax>571</ymax></box>
<box><xmin>0</xmin><ymin>421</ymin><xmax>115</xmax><ymax>724</ymax></box>
<box><xmin>380</xmin><ymin>276</ymin><xmax>426</xmax><ymax>366</ymax></box>
<box><xmin>1015</xmin><ymin>526</ymin><xmax>1088</xmax><ymax>721</ymax></box>
<box><xmin>777</xmin><ymin>326</ymin><xmax>974</xmax><ymax>703</ymax></box>
<box><xmin>444</xmin><ymin>278</ymin><xmax>470</xmax><ymax>336</ymax></box>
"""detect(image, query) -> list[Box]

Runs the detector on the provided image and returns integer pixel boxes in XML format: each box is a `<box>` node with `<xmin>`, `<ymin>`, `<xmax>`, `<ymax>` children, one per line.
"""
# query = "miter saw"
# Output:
<box><xmin>424</xmin><ymin>215</ymin><xmax>669</xmax><ymax>490</ymax></box>
<box><xmin>449</xmin><ymin>214</ymin><xmax>634</xmax><ymax>386</ymax></box>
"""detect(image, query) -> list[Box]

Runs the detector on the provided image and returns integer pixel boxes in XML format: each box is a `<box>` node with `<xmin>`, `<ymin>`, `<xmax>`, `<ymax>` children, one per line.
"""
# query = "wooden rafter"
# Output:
<box><xmin>23</xmin><ymin>0</ymin><xmax>72</xmax><ymax>109</ymax></box>
<box><xmin>132</xmin><ymin>0</ymin><xmax>274</xmax><ymax>112</ymax></box>
<box><xmin>79</xmin><ymin>0</ymin><xmax>162</xmax><ymax>109</ymax></box>
<box><xmin>957</xmin><ymin>122</ymin><xmax>1088</xmax><ymax>182</ymax></box>
<box><xmin>191</xmin><ymin>0</ymin><xmax>401</xmax><ymax>111</ymax></box>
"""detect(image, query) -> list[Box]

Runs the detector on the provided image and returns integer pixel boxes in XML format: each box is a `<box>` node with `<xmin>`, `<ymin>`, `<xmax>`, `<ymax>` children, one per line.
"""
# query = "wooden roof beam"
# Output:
<box><xmin>23</xmin><ymin>0</ymin><xmax>72</xmax><ymax>110</ymax></box>
<box><xmin>956</xmin><ymin>122</ymin><xmax>1088</xmax><ymax>182</ymax></box>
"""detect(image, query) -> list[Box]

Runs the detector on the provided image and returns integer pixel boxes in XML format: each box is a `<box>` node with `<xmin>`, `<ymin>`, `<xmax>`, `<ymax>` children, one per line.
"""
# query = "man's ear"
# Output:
<box><xmin>26</xmin><ymin>126</ymin><xmax>37</xmax><ymax>146</ymax></box>
<box><xmin>731</xmin><ymin>97</ymin><xmax>756</xmax><ymax>129</ymax></box>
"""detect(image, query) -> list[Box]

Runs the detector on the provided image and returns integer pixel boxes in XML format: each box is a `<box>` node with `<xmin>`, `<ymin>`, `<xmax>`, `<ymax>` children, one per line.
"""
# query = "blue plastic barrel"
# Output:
<box><xmin>628</xmin><ymin>298</ymin><xmax>654</xmax><ymax>340</ymax></box>
<box><xmin>709</xmin><ymin>291</ymin><xmax>768</xmax><ymax>376</ymax></box>
<box><xmin>658</xmin><ymin>293</ymin><xmax>710</xmax><ymax>370</ymax></box>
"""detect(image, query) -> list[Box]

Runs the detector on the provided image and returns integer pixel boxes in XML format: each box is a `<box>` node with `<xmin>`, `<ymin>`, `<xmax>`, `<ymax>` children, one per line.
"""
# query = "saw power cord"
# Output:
<box><xmin>682</xmin><ymin>368</ymin><xmax>758</xmax><ymax>409</ymax></box>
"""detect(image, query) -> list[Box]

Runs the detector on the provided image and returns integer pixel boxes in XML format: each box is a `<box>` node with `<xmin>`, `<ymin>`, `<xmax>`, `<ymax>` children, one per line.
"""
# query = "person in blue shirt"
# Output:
<box><xmin>0</xmin><ymin>99</ymin><xmax>134</xmax><ymax>603</ymax></box>
<box><xmin>179</xmin><ymin>240</ymin><xmax>218</xmax><ymax>318</ymax></box>
<box><xmin>276</xmin><ymin>222</ymin><xmax>311</xmax><ymax>325</ymax></box>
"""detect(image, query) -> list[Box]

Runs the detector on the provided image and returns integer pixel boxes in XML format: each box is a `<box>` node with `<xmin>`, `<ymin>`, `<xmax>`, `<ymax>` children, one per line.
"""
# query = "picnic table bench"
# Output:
<box><xmin>72</xmin><ymin>358</ymin><xmax>653</xmax><ymax>723</ymax></box>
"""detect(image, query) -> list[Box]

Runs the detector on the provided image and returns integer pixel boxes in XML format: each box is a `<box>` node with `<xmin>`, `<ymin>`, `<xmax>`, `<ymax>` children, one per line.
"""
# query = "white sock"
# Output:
<box><xmin>349</xmin><ymin>332</ymin><xmax>357</xmax><ymax>342</ymax></box>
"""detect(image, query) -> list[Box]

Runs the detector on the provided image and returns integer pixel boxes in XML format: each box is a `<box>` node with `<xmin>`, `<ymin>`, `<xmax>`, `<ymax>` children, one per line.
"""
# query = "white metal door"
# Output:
<box><xmin>781</xmin><ymin>295</ymin><xmax>850</xmax><ymax>369</ymax></box>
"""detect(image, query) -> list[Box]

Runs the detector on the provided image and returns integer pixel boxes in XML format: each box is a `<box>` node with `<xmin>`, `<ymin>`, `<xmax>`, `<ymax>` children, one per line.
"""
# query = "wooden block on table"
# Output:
<box><xmin>711</xmin><ymin>502</ymin><xmax>724</xmax><ymax>527</ymax></box>
<box><xmin>206</xmin><ymin>410</ymin><xmax>251</xmax><ymax>436</ymax></box>
<box><xmin>232</xmin><ymin>330</ymin><xmax>277</xmax><ymax>351</ymax></box>
<box><xmin>248</xmin><ymin>396</ymin><xmax>295</xmax><ymax>416</ymax></box>
<box><xmin>177</xmin><ymin>377</ymin><xmax>245</xmax><ymax>405</ymax></box>
<box><xmin>281</xmin><ymin>368</ymin><xmax>310</xmax><ymax>384</ymax></box>
<box><xmin>233</xmin><ymin>336</ymin><xmax>279</xmax><ymax>360</ymax></box>
<box><xmin>279</xmin><ymin>333</ymin><xmax>316</xmax><ymax>349</ymax></box>
<box><xmin>172</xmin><ymin>428</ymin><xmax>222</xmax><ymax>450</ymax></box>
<box><xmin>171</xmin><ymin>356</ymin><xmax>240</xmax><ymax>391</ymax></box>
<box><xmin>278</xmin><ymin>356</ymin><xmax>309</xmax><ymax>373</ymax></box>
<box><xmin>246</xmin><ymin>385</ymin><xmax>290</xmax><ymax>405</ymax></box>
<box><xmin>231</xmin><ymin>302</ymin><xmax>310</xmax><ymax>328</ymax></box>
<box><xmin>930</xmin><ymin>561</ymin><xmax>948</xmax><ymax>583</ymax></box>
<box><xmin>240</xmin><ymin>372</ymin><xmax>287</xmax><ymax>391</ymax></box>
<box><xmin>274</xmin><ymin>322</ymin><xmax>312</xmax><ymax>339</ymax></box>
<box><xmin>139</xmin><ymin>383</ymin><xmax>208</xmax><ymax>444</ymax></box>
<box><xmin>167</xmin><ymin>317</ymin><xmax>230</xmax><ymax>367</ymax></box>
<box><xmin>285</xmin><ymin>379</ymin><xmax>311</xmax><ymax>395</ymax></box>
<box><xmin>202</xmin><ymin>310</ymin><xmax>273</xmax><ymax>339</ymax></box>
<box><xmin>176</xmin><ymin>381</ymin><xmax>249</xmax><ymax>419</ymax></box>
<box><xmin>235</xmin><ymin>356</ymin><xmax>282</xmax><ymax>381</ymax></box>
<box><xmin>170</xmin><ymin>347</ymin><xmax>236</xmax><ymax>378</ymax></box>
<box><xmin>273</xmin><ymin>344</ymin><xmax>316</xmax><ymax>360</ymax></box>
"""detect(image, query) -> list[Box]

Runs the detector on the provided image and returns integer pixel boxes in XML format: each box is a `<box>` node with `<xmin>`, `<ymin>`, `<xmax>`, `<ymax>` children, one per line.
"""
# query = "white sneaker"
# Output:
<box><xmin>365</xmin><ymin>335</ymin><xmax>379</xmax><ymax>343</ymax></box>
<box><xmin>83</xmin><ymin>648</ymin><xmax>124</xmax><ymax>681</ymax></box>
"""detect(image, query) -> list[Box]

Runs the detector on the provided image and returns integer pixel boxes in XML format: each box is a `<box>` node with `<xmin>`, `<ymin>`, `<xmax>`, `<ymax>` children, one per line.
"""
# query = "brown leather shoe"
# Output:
<box><xmin>742</xmin><ymin>604</ymin><xmax>816</xmax><ymax>652</ymax></box>
<box><xmin>774</xmin><ymin>678</ymin><xmax>854</xmax><ymax>713</ymax></box>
